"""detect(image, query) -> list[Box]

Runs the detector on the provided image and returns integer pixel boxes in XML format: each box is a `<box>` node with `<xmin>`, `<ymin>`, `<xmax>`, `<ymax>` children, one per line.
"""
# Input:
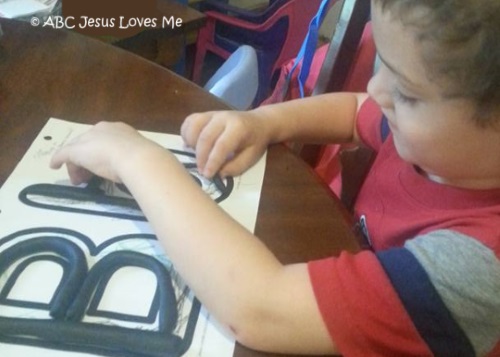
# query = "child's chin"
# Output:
<box><xmin>393</xmin><ymin>140</ymin><xmax>417</xmax><ymax>167</ymax></box>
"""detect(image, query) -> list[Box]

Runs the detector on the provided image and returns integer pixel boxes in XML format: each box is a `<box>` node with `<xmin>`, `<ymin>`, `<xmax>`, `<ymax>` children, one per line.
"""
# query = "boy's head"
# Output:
<box><xmin>368</xmin><ymin>0</ymin><xmax>500</xmax><ymax>189</ymax></box>
<box><xmin>373</xmin><ymin>0</ymin><xmax>500</xmax><ymax>126</ymax></box>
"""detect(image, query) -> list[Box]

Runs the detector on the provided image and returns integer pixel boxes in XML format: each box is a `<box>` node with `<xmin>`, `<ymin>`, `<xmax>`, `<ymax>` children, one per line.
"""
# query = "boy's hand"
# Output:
<box><xmin>181</xmin><ymin>110</ymin><xmax>270</xmax><ymax>178</ymax></box>
<box><xmin>50</xmin><ymin>121</ymin><xmax>160</xmax><ymax>185</ymax></box>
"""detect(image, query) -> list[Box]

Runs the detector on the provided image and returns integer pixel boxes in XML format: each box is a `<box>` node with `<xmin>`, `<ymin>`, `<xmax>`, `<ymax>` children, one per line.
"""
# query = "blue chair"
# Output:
<box><xmin>204</xmin><ymin>45</ymin><xmax>259</xmax><ymax>110</ymax></box>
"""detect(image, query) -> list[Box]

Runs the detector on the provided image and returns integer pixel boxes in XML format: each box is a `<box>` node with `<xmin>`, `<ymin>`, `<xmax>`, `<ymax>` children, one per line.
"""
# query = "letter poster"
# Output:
<box><xmin>0</xmin><ymin>118</ymin><xmax>267</xmax><ymax>357</ymax></box>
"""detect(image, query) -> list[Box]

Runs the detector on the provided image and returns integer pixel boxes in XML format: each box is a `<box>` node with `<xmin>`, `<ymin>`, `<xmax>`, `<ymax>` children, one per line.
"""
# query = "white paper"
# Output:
<box><xmin>0</xmin><ymin>118</ymin><xmax>267</xmax><ymax>357</ymax></box>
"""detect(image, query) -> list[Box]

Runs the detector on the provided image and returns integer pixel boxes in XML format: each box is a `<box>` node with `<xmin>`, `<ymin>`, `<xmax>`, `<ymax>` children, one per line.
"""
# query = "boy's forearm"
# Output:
<box><xmin>253</xmin><ymin>92</ymin><xmax>365</xmax><ymax>145</ymax></box>
<box><xmin>114</xmin><ymin>145</ymin><xmax>337</xmax><ymax>354</ymax></box>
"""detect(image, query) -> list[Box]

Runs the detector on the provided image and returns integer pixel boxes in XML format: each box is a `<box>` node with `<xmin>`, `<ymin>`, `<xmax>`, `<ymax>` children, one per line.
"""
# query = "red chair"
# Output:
<box><xmin>192</xmin><ymin>0</ymin><xmax>329</xmax><ymax>105</ymax></box>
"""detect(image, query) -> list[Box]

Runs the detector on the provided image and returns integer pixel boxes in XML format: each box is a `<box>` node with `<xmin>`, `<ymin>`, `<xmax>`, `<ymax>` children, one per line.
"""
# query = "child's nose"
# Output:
<box><xmin>367</xmin><ymin>67</ymin><xmax>394</xmax><ymax>110</ymax></box>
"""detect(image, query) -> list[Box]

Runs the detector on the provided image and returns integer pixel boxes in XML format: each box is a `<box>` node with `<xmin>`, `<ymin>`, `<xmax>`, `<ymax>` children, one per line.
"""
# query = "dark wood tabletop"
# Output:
<box><xmin>0</xmin><ymin>18</ymin><xmax>359</xmax><ymax>357</ymax></box>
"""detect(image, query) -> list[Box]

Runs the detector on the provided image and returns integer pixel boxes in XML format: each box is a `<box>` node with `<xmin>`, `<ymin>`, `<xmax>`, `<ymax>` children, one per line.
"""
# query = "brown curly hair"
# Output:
<box><xmin>374</xmin><ymin>0</ymin><xmax>500</xmax><ymax>126</ymax></box>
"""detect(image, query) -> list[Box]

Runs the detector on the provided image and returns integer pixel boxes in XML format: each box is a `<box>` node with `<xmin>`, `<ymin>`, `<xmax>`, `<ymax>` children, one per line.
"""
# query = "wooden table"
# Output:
<box><xmin>0</xmin><ymin>18</ymin><xmax>359</xmax><ymax>357</ymax></box>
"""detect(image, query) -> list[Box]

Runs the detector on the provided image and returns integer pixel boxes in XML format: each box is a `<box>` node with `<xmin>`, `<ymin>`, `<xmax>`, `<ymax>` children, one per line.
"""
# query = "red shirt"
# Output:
<box><xmin>308</xmin><ymin>98</ymin><xmax>500</xmax><ymax>357</ymax></box>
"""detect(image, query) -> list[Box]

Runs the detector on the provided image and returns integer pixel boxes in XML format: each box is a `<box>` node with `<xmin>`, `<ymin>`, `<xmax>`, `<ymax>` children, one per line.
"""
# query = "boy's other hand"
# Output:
<box><xmin>181</xmin><ymin>110</ymin><xmax>269</xmax><ymax>178</ymax></box>
<box><xmin>50</xmin><ymin>121</ymin><xmax>159</xmax><ymax>185</ymax></box>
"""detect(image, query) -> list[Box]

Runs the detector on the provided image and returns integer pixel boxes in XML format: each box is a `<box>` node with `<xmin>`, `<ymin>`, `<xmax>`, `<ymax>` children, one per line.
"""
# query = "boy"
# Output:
<box><xmin>51</xmin><ymin>0</ymin><xmax>500</xmax><ymax>355</ymax></box>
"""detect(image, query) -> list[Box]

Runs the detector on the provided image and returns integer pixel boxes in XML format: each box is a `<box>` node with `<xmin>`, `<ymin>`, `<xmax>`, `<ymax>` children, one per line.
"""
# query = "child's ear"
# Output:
<box><xmin>472</xmin><ymin>103</ymin><xmax>500</xmax><ymax>128</ymax></box>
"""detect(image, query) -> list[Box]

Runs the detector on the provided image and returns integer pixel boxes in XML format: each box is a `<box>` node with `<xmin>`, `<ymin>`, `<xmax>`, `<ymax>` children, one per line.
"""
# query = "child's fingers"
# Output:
<box><xmin>194</xmin><ymin>120</ymin><xmax>227</xmax><ymax>175</ymax></box>
<box><xmin>49</xmin><ymin>147</ymin><xmax>66</xmax><ymax>170</ymax></box>
<box><xmin>219</xmin><ymin>147</ymin><xmax>263</xmax><ymax>178</ymax></box>
<box><xmin>65</xmin><ymin>162</ymin><xmax>94</xmax><ymax>185</ymax></box>
<box><xmin>202</xmin><ymin>128</ymin><xmax>244</xmax><ymax>178</ymax></box>
<box><xmin>49</xmin><ymin>143</ymin><xmax>93</xmax><ymax>184</ymax></box>
<box><xmin>50</xmin><ymin>140</ymin><xmax>82</xmax><ymax>171</ymax></box>
<box><xmin>181</xmin><ymin>113</ymin><xmax>213</xmax><ymax>149</ymax></box>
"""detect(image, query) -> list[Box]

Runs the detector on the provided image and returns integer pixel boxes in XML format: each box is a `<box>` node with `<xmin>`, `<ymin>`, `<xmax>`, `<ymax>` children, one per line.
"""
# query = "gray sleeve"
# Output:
<box><xmin>405</xmin><ymin>229</ymin><xmax>500</xmax><ymax>356</ymax></box>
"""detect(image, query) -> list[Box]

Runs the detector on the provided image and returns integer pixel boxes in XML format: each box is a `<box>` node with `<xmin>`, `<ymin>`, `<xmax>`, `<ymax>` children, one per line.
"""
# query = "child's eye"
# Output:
<box><xmin>392</xmin><ymin>88</ymin><xmax>419</xmax><ymax>105</ymax></box>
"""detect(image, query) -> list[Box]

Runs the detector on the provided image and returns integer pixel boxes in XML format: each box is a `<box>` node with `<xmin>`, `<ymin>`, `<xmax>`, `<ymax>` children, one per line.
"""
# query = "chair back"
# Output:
<box><xmin>193</xmin><ymin>0</ymin><xmax>330</xmax><ymax>105</ymax></box>
<box><xmin>260</xmin><ymin>0</ymin><xmax>326</xmax><ymax>77</ymax></box>
<box><xmin>313</xmin><ymin>0</ymin><xmax>372</xmax><ymax>95</ymax></box>
<box><xmin>300</xmin><ymin>0</ymin><xmax>374</xmax><ymax>209</ymax></box>
<box><xmin>204</xmin><ymin>45</ymin><xmax>259</xmax><ymax>110</ymax></box>
<box><xmin>300</xmin><ymin>0</ymin><xmax>371</xmax><ymax>164</ymax></box>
